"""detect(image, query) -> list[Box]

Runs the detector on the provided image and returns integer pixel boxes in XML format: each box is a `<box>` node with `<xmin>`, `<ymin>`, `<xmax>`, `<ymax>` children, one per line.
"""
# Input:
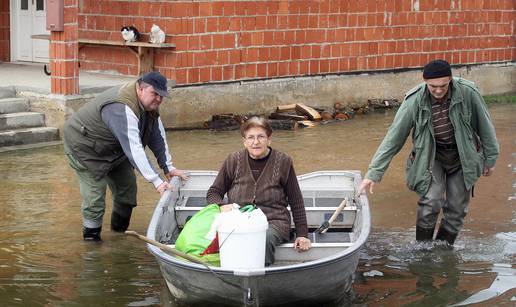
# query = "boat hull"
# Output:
<box><xmin>147</xmin><ymin>171</ymin><xmax>370</xmax><ymax>306</ymax></box>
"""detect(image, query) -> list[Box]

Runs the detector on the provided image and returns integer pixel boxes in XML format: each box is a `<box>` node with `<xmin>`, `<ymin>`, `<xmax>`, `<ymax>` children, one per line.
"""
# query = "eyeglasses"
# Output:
<box><xmin>244</xmin><ymin>134</ymin><xmax>268</xmax><ymax>143</ymax></box>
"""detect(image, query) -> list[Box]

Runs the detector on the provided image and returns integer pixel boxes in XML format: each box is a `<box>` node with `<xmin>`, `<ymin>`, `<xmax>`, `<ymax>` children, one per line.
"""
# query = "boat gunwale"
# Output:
<box><xmin>146</xmin><ymin>170</ymin><xmax>370</xmax><ymax>275</ymax></box>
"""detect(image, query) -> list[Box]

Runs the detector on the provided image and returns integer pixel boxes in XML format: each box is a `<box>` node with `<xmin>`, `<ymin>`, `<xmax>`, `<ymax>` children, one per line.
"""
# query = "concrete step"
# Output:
<box><xmin>0</xmin><ymin>112</ymin><xmax>45</xmax><ymax>130</ymax></box>
<box><xmin>0</xmin><ymin>127</ymin><xmax>60</xmax><ymax>147</ymax></box>
<box><xmin>0</xmin><ymin>97</ymin><xmax>30</xmax><ymax>114</ymax></box>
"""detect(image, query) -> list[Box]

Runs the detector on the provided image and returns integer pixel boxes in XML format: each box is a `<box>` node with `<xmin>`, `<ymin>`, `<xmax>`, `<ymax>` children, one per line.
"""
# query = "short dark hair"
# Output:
<box><xmin>240</xmin><ymin>116</ymin><xmax>273</xmax><ymax>137</ymax></box>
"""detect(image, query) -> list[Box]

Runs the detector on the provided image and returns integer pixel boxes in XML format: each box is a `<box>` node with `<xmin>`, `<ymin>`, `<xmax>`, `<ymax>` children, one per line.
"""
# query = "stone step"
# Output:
<box><xmin>0</xmin><ymin>97</ymin><xmax>30</xmax><ymax>114</ymax></box>
<box><xmin>0</xmin><ymin>112</ymin><xmax>45</xmax><ymax>130</ymax></box>
<box><xmin>0</xmin><ymin>127</ymin><xmax>60</xmax><ymax>147</ymax></box>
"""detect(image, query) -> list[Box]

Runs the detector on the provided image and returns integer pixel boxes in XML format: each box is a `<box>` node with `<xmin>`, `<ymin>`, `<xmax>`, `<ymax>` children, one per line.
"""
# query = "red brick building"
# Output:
<box><xmin>1</xmin><ymin>0</ymin><xmax>515</xmax><ymax>95</ymax></box>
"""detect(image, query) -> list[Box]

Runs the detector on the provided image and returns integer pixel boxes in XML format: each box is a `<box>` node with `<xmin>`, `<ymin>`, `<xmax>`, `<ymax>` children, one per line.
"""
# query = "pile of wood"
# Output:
<box><xmin>269</xmin><ymin>103</ymin><xmax>356</xmax><ymax>129</ymax></box>
<box><xmin>202</xmin><ymin>98</ymin><xmax>400</xmax><ymax>131</ymax></box>
<box><xmin>203</xmin><ymin>114</ymin><xmax>248</xmax><ymax>130</ymax></box>
<box><xmin>367</xmin><ymin>98</ymin><xmax>401</xmax><ymax>110</ymax></box>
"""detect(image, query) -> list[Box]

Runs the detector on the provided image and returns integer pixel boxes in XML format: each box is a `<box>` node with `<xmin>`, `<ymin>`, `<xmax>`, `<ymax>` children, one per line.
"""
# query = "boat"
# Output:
<box><xmin>146</xmin><ymin>170</ymin><xmax>370</xmax><ymax>306</ymax></box>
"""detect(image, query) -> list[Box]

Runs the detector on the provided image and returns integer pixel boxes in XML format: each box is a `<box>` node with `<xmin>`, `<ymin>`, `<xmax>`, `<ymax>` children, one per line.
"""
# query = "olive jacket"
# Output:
<box><xmin>365</xmin><ymin>77</ymin><xmax>499</xmax><ymax>196</ymax></box>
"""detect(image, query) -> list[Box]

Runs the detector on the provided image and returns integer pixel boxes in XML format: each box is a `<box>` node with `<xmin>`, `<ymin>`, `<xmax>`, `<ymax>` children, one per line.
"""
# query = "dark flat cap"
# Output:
<box><xmin>140</xmin><ymin>71</ymin><xmax>169</xmax><ymax>97</ymax></box>
<box><xmin>423</xmin><ymin>59</ymin><xmax>452</xmax><ymax>79</ymax></box>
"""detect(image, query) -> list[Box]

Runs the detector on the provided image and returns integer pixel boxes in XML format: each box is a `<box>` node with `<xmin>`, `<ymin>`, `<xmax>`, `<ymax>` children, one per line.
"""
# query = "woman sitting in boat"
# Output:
<box><xmin>206</xmin><ymin>116</ymin><xmax>311</xmax><ymax>266</ymax></box>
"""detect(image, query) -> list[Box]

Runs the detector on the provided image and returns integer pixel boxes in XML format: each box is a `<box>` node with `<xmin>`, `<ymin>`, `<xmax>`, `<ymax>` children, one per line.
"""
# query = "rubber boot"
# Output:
<box><xmin>435</xmin><ymin>225</ymin><xmax>458</xmax><ymax>245</ymax></box>
<box><xmin>83</xmin><ymin>226</ymin><xmax>102</xmax><ymax>241</ymax></box>
<box><xmin>416</xmin><ymin>226</ymin><xmax>434</xmax><ymax>242</ymax></box>
<box><xmin>111</xmin><ymin>210</ymin><xmax>132</xmax><ymax>232</ymax></box>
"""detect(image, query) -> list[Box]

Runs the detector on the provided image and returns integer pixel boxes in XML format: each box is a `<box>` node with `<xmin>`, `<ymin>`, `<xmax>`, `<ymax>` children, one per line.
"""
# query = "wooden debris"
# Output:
<box><xmin>335</xmin><ymin>113</ymin><xmax>349</xmax><ymax>120</ymax></box>
<box><xmin>297</xmin><ymin>120</ymin><xmax>318</xmax><ymax>128</ymax></box>
<box><xmin>295</xmin><ymin>103</ymin><xmax>322</xmax><ymax>121</ymax></box>
<box><xmin>276</xmin><ymin>104</ymin><xmax>297</xmax><ymax>113</ymax></box>
<box><xmin>368</xmin><ymin>99</ymin><xmax>400</xmax><ymax>110</ymax></box>
<box><xmin>320</xmin><ymin>111</ymin><xmax>333</xmax><ymax>121</ymax></box>
<box><xmin>203</xmin><ymin>114</ymin><xmax>244</xmax><ymax>130</ymax></box>
<box><xmin>269</xmin><ymin>119</ymin><xmax>298</xmax><ymax>130</ymax></box>
<box><xmin>269</xmin><ymin>112</ymin><xmax>307</xmax><ymax>121</ymax></box>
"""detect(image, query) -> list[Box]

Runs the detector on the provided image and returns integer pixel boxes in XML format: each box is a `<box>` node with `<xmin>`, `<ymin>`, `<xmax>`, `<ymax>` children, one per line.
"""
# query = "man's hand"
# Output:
<box><xmin>483</xmin><ymin>166</ymin><xmax>495</xmax><ymax>177</ymax></box>
<box><xmin>359</xmin><ymin>178</ymin><xmax>376</xmax><ymax>195</ymax></box>
<box><xmin>156</xmin><ymin>181</ymin><xmax>172</xmax><ymax>196</ymax></box>
<box><xmin>165</xmin><ymin>169</ymin><xmax>189</xmax><ymax>181</ymax></box>
<box><xmin>294</xmin><ymin>237</ymin><xmax>311</xmax><ymax>252</ymax></box>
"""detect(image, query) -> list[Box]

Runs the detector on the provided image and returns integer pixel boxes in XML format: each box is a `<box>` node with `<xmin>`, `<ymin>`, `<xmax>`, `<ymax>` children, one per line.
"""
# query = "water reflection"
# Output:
<box><xmin>0</xmin><ymin>104</ymin><xmax>514</xmax><ymax>306</ymax></box>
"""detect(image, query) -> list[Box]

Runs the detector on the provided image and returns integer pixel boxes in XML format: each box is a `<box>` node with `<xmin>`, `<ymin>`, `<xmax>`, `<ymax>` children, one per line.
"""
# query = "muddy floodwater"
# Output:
<box><xmin>0</xmin><ymin>104</ymin><xmax>514</xmax><ymax>306</ymax></box>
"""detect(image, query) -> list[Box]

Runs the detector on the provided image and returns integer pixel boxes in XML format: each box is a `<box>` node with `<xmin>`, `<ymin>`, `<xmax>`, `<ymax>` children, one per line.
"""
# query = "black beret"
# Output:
<box><xmin>423</xmin><ymin>59</ymin><xmax>452</xmax><ymax>79</ymax></box>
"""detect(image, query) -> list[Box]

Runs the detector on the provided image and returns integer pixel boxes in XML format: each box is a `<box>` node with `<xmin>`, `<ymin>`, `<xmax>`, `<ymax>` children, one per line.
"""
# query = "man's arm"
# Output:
<box><xmin>147</xmin><ymin>117</ymin><xmax>174</xmax><ymax>174</ymax></box>
<box><xmin>101</xmin><ymin>103</ymin><xmax>164</xmax><ymax>188</ymax></box>
<box><xmin>365</xmin><ymin>98</ymin><xmax>415</xmax><ymax>183</ymax></box>
<box><xmin>470</xmin><ymin>91</ymin><xmax>499</xmax><ymax>172</ymax></box>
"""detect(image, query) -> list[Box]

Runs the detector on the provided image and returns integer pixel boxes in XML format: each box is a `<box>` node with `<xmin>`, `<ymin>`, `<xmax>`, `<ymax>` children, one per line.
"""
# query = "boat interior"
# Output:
<box><xmin>158</xmin><ymin>171</ymin><xmax>362</xmax><ymax>264</ymax></box>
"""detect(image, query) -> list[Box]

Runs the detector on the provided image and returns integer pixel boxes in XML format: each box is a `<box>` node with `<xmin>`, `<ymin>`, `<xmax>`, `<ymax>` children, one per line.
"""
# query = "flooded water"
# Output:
<box><xmin>0</xmin><ymin>104</ymin><xmax>514</xmax><ymax>306</ymax></box>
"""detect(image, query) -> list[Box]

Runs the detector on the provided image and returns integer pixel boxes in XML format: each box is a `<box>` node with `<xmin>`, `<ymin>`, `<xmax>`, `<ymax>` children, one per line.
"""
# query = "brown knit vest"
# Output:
<box><xmin>226</xmin><ymin>149</ymin><xmax>293</xmax><ymax>239</ymax></box>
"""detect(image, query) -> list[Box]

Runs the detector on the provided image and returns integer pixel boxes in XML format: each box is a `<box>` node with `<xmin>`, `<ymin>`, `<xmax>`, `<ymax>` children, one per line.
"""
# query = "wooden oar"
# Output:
<box><xmin>314</xmin><ymin>199</ymin><xmax>348</xmax><ymax>234</ymax></box>
<box><xmin>125</xmin><ymin>230</ymin><xmax>208</xmax><ymax>265</ymax></box>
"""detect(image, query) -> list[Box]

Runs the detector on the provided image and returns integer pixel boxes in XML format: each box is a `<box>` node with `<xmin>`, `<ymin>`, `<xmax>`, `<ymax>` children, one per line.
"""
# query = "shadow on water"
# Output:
<box><xmin>0</xmin><ymin>104</ymin><xmax>514</xmax><ymax>306</ymax></box>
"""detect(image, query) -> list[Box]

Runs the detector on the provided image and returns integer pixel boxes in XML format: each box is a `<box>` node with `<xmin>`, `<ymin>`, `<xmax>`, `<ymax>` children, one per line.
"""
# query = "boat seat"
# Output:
<box><xmin>174</xmin><ymin>196</ymin><xmax>357</xmax><ymax>229</ymax></box>
<box><xmin>274</xmin><ymin>231</ymin><xmax>354</xmax><ymax>263</ymax></box>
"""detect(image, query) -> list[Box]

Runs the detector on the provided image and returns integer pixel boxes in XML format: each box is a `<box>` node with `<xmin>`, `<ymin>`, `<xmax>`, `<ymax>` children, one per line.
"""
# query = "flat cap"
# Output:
<box><xmin>140</xmin><ymin>71</ymin><xmax>169</xmax><ymax>97</ymax></box>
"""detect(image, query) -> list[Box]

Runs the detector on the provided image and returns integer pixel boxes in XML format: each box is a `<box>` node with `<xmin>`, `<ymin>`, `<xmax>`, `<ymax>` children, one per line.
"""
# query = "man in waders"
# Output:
<box><xmin>64</xmin><ymin>71</ymin><xmax>188</xmax><ymax>241</ymax></box>
<box><xmin>359</xmin><ymin>60</ymin><xmax>499</xmax><ymax>245</ymax></box>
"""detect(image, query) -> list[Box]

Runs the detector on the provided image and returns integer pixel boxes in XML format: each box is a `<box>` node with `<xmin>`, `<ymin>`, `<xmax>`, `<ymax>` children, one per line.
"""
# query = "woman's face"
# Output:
<box><xmin>243</xmin><ymin>127</ymin><xmax>271</xmax><ymax>159</ymax></box>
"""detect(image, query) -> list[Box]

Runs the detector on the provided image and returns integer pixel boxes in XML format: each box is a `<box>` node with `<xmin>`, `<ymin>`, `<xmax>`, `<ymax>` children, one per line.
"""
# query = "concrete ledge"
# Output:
<box><xmin>162</xmin><ymin>62</ymin><xmax>516</xmax><ymax>128</ymax></box>
<box><xmin>0</xmin><ymin>140</ymin><xmax>62</xmax><ymax>153</ymax></box>
<box><xmin>4</xmin><ymin>62</ymin><xmax>515</xmax><ymax>132</ymax></box>
<box><xmin>0</xmin><ymin>86</ymin><xmax>16</xmax><ymax>99</ymax></box>
<box><xmin>0</xmin><ymin>127</ymin><xmax>60</xmax><ymax>148</ymax></box>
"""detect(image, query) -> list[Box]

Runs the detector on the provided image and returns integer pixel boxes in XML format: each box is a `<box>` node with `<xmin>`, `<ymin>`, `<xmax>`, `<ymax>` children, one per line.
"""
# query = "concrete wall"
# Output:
<box><xmin>160</xmin><ymin>62</ymin><xmax>516</xmax><ymax>128</ymax></box>
<box><xmin>18</xmin><ymin>62</ymin><xmax>515</xmax><ymax>131</ymax></box>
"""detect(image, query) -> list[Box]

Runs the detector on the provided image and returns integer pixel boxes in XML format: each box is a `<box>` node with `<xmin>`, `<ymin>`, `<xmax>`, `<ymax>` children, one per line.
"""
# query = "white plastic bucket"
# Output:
<box><xmin>217</xmin><ymin>209</ymin><xmax>268</xmax><ymax>269</ymax></box>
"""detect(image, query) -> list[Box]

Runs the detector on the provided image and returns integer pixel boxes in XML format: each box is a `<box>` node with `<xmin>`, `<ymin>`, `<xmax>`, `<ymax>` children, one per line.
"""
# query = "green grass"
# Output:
<box><xmin>482</xmin><ymin>94</ymin><xmax>516</xmax><ymax>104</ymax></box>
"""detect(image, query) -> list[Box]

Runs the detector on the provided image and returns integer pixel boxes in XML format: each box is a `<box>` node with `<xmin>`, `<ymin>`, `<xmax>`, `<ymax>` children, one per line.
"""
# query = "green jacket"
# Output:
<box><xmin>365</xmin><ymin>77</ymin><xmax>499</xmax><ymax>196</ymax></box>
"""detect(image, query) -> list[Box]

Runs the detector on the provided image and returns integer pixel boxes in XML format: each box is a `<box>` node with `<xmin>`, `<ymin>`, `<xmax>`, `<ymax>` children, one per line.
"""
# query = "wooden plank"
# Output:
<box><xmin>32</xmin><ymin>35</ymin><xmax>176</xmax><ymax>49</ymax></box>
<box><xmin>269</xmin><ymin>112</ymin><xmax>306</xmax><ymax>121</ymax></box>
<box><xmin>295</xmin><ymin>103</ymin><xmax>322</xmax><ymax>121</ymax></box>
<box><xmin>79</xmin><ymin>38</ymin><xmax>176</xmax><ymax>48</ymax></box>
<box><xmin>276</xmin><ymin>104</ymin><xmax>297</xmax><ymax>113</ymax></box>
<box><xmin>297</xmin><ymin>120</ymin><xmax>318</xmax><ymax>128</ymax></box>
<box><xmin>269</xmin><ymin>119</ymin><xmax>298</xmax><ymax>130</ymax></box>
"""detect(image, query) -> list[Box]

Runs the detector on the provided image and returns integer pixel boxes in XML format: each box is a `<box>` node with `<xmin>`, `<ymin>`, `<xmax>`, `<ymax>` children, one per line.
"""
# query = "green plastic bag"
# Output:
<box><xmin>175</xmin><ymin>203</ymin><xmax>221</xmax><ymax>266</ymax></box>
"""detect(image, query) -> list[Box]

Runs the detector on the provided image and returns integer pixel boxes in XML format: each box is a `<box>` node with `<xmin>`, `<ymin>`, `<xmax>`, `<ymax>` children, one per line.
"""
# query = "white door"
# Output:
<box><xmin>16</xmin><ymin>0</ymin><xmax>49</xmax><ymax>63</ymax></box>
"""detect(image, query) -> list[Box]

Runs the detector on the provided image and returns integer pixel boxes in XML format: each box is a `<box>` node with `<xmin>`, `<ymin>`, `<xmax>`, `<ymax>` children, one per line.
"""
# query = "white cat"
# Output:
<box><xmin>149</xmin><ymin>24</ymin><xmax>165</xmax><ymax>44</ymax></box>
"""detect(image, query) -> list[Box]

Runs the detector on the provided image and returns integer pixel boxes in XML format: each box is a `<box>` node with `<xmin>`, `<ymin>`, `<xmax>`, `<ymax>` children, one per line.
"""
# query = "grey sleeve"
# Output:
<box><xmin>101</xmin><ymin>103</ymin><xmax>164</xmax><ymax>188</ymax></box>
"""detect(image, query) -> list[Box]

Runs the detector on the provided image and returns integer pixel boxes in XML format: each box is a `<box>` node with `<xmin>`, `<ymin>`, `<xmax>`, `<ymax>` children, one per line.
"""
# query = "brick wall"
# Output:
<box><xmin>50</xmin><ymin>0</ymin><xmax>79</xmax><ymax>95</ymax></box>
<box><xmin>0</xmin><ymin>0</ymin><xmax>9</xmax><ymax>62</ymax></box>
<box><xmin>78</xmin><ymin>0</ymin><xmax>516</xmax><ymax>85</ymax></box>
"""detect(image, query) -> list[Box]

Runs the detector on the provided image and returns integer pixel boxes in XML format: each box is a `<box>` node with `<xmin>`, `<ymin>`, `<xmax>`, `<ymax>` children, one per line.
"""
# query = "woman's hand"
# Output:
<box><xmin>294</xmin><ymin>237</ymin><xmax>311</xmax><ymax>252</ymax></box>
